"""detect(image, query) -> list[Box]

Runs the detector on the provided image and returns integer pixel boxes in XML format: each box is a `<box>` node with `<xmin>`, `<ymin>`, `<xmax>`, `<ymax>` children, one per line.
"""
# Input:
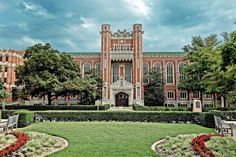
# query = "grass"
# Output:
<box><xmin>19</xmin><ymin>122</ymin><xmax>214</xmax><ymax>157</ymax></box>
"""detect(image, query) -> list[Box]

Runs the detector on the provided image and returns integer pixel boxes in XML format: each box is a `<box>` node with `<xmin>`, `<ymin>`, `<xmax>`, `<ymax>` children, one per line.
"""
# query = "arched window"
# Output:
<box><xmin>95</xmin><ymin>63</ymin><xmax>100</xmax><ymax>74</ymax></box>
<box><xmin>83</xmin><ymin>63</ymin><xmax>91</xmax><ymax>76</ymax></box>
<box><xmin>166</xmin><ymin>63</ymin><xmax>174</xmax><ymax>84</ymax></box>
<box><xmin>113</xmin><ymin>64</ymin><xmax>119</xmax><ymax>83</ymax></box>
<box><xmin>153</xmin><ymin>63</ymin><xmax>161</xmax><ymax>74</ymax></box>
<box><xmin>143</xmin><ymin>63</ymin><xmax>149</xmax><ymax>83</ymax></box>
<box><xmin>179</xmin><ymin>63</ymin><xmax>185</xmax><ymax>81</ymax></box>
<box><xmin>125</xmin><ymin>64</ymin><xmax>132</xmax><ymax>83</ymax></box>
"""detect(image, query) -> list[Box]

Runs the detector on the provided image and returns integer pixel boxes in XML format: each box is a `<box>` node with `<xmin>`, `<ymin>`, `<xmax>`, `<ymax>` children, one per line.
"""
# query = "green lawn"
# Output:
<box><xmin>19</xmin><ymin>122</ymin><xmax>214</xmax><ymax>157</ymax></box>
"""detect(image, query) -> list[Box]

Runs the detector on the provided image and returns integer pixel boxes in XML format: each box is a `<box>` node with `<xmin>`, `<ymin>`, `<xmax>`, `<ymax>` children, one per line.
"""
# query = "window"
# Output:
<box><xmin>193</xmin><ymin>91</ymin><xmax>200</xmax><ymax>99</ymax></box>
<box><xmin>153</xmin><ymin>63</ymin><xmax>161</xmax><ymax>74</ymax></box>
<box><xmin>180</xmin><ymin>91</ymin><xmax>188</xmax><ymax>99</ymax></box>
<box><xmin>205</xmin><ymin>94</ymin><xmax>213</xmax><ymax>99</ymax></box>
<box><xmin>125</xmin><ymin>64</ymin><xmax>132</xmax><ymax>83</ymax></box>
<box><xmin>4</xmin><ymin>67</ymin><xmax>7</xmax><ymax>72</ymax></box>
<box><xmin>166</xmin><ymin>63</ymin><xmax>174</xmax><ymax>83</ymax></box>
<box><xmin>5</xmin><ymin>56</ymin><xmax>8</xmax><ymax>62</ymax></box>
<box><xmin>143</xmin><ymin>63</ymin><xmax>149</xmax><ymax>83</ymax></box>
<box><xmin>179</xmin><ymin>63</ymin><xmax>185</xmax><ymax>81</ymax></box>
<box><xmin>95</xmin><ymin>63</ymin><xmax>100</xmax><ymax>74</ymax></box>
<box><xmin>83</xmin><ymin>63</ymin><xmax>91</xmax><ymax>76</ymax></box>
<box><xmin>4</xmin><ymin>78</ymin><xmax>7</xmax><ymax>83</ymax></box>
<box><xmin>113</xmin><ymin>64</ymin><xmax>119</xmax><ymax>83</ymax></box>
<box><xmin>0</xmin><ymin>56</ymin><xmax>2</xmax><ymax>61</ymax></box>
<box><xmin>167</xmin><ymin>91</ymin><xmax>175</xmax><ymax>99</ymax></box>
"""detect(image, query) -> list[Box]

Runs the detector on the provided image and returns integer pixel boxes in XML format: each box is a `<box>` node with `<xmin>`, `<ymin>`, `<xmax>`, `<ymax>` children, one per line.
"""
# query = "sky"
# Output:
<box><xmin>0</xmin><ymin>0</ymin><xmax>236</xmax><ymax>52</ymax></box>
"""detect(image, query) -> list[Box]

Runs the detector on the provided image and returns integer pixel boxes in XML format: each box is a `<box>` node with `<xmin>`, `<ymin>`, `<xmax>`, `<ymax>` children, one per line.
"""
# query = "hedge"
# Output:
<box><xmin>132</xmin><ymin>104</ymin><xmax>192</xmax><ymax>111</ymax></box>
<box><xmin>1</xmin><ymin>110</ymin><xmax>34</xmax><ymax>127</ymax></box>
<box><xmin>132</xmin><ymin>104</ymin><xmax>236</xmax><ymax>112</ymax></box>
<box><xmin>3</xmin><ymin>104</ymin><xmax>110</xmax><ymax>111</ymax></box>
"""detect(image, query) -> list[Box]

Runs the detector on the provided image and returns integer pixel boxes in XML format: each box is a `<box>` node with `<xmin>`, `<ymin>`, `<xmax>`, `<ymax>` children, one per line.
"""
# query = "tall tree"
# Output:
<box><xmin>178</xmin><ymin>34</ymin><xmax>220</xmax><ymax>103</ymax></box>
<box><xmin>16</xmin><ymin>43</ymin><xmax>96</xmax><ymax>105</ymax></box>
<box><xmin>144</xmin><ymin>70</ymin><xmax>164</xmax><ymax>106</ymax></box>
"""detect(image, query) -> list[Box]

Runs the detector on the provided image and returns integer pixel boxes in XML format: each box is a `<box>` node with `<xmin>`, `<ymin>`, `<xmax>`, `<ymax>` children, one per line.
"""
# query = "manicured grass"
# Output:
<box><xmin>19</xmin><ymin>122</ymin><xmax>214</xmax><ymax>157</ymax></box>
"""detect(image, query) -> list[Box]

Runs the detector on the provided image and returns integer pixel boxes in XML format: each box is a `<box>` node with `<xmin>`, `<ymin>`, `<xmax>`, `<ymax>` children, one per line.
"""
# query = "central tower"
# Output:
<box><xmin>101</xmin><ymin>24</ymin><xmax>144</xmax><ymax>106</ymax></box>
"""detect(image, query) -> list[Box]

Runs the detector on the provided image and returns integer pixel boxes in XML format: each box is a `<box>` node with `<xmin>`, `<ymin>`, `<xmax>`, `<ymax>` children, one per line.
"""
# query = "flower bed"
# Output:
<box><xmin>191</xmin><ymin>134</ymin><xmax>223</xmax><ymax>157</ymax></box>
<box><xmin>154</xmin><ymin>134</ymin><xmax>236</xmax><ymax>157</ymax></box>
<box><xmin>0</xmin><ymin>132</ymin><xmax>67</xmax><ymax>157</ymax></box>
<box><xmin>0</xmin><ymin>132</ymin><xmax>28</xmax><ymax>157</ymax></box>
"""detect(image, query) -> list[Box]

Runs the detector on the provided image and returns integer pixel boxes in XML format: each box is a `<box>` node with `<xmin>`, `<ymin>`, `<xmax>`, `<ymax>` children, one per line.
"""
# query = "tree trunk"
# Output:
<box><xmin>48</xmin><ymin>92</ymin><xmax>52</xmax><ymax>105</ymax></box>
<box><xmin>221</xmin><ymin>95</ymin><xmax>225</xmax><ymax>108</ymax></box>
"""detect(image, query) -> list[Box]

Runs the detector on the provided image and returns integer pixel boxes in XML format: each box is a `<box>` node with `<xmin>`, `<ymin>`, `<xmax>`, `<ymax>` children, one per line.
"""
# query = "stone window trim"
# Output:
<box><xmin>180</xmin><ymin>91</ymin><xmax>188</xmax><ymax>99</ymax></box>
<box><xmin>205</xmin><ymin>94</ymin><xmax>213</xmax><ymax>99</ymax></box>
<box><xmin>178</xmin><ymin>62</ymin><xmax>185</xmax><ymax>82</ymax></box>
<box><xmin>167</xmin><ymin>91</ymin><xmax>175</xmax><ymax>99</ymax></box>
<box><xmin>153</xmin><ymin>62</ymin><xmax>162</xmax><ymax>74</ymax></box>
<box><xmin>193</xmin><ymin>91</ymin><xmax>201</xmax><ymax>99</ymax></box>
<box><xmin>165</xmin><ymin>62</ymin><xmax>174</xmax><ymax>84</ymax></box>
<box><xmin>83</xmin><ymin>63</ymin><xmax>91</xmax><ymax>77</ymax></box>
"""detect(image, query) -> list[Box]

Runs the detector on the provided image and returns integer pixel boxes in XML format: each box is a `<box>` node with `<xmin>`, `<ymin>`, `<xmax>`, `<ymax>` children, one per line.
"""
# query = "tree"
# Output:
<box><xmin>16</xmin><ymin>43</ymin><xmax>96</xmax><ymax>105</ymax></box>
<box><xmin>178</xmin><ymin>34</ymin><xmax>220</xmax><ymax>103</ymax></box>
<box><xmin>0</xmin><ymin>75</ymin><xmax>9</xmax><ymax>110</ymax></box>
<box><xmin>85</xmin><ymin>69</ymin><xmax>103</xmax><ymax>101</ymax></box>
<box><xmin>209</xmin><ymin>31</ymin><xmax>236</xmax><ymax>106</ymax></box>
<box><xmin>144</xmin><ymin>70</ymin><xmax>164</xmax><ymax>106</ymax></box>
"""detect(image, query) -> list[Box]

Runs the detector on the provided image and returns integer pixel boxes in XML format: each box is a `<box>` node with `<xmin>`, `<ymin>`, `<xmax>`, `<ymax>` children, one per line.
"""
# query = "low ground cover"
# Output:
<box><xmin>19</xmin><ymin>122</ymin><xmax>214</xmax><ymax>157</ymax></box>
<box><xmin>156</xmin><ymin>134</ymin><xmax>236</xmax><ymax>157</ymax></box>
<box><xmin>0</xmin><ymin>132</ymin><xmax>66</xmax><ymax>157</ymax></box>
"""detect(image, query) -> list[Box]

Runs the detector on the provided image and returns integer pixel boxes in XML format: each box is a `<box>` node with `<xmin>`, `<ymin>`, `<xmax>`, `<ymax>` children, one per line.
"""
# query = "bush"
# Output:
<box><xmin>4</xmin><ymin>104</ymin><xmax>110</xmax><ymax>111</ymax></box>
<box><xmin>132</xmin><ymin>104</ymin><xmax>192</xmax><ymax>111</ymax></box>
<box><xmin>35</xmin><ymin>111</ymin><xmax>199</xmax><ymax>123</ymax></box>
<box><xmin>1</xmin><ymin>110</ymin><xmax>34</xmax><ymax>127</ymax></box>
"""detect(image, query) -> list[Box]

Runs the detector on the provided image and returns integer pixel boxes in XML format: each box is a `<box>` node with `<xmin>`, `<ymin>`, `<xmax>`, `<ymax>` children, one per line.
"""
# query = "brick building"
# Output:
<box><xmin>0</xmin><ymin>24</ymin><xmax>219</xmax><ymax>106</ymax></box>
<box><xmin>0</xmin><ymin>49</ymin><xmax>24</xmax><ymax>102</ymax></box>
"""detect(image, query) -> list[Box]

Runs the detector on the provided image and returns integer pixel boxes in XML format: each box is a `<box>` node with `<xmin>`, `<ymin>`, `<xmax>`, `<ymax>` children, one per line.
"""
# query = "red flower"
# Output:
<box><xmin>0</xmin><ymin>132</ymin><xmax>28</xmax><ymax>157</ymax></box>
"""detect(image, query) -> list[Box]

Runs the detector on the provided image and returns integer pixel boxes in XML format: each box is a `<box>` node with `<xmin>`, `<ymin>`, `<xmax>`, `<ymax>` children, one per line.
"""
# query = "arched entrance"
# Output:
<box><xmin>115</xmin><ymin>92</ymin><xmax>129</xmax><ymax>107</ymax></box>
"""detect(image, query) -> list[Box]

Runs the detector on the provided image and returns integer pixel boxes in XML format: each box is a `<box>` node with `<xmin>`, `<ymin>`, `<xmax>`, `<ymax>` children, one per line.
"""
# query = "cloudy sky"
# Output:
<box><xmin>0</xmin><ymin>0</ymin><xmax>236</xmax><ymax>52</ymax></box>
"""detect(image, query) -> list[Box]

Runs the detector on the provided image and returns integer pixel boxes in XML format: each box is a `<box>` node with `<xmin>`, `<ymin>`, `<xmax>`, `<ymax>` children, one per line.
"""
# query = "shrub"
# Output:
<box><xmin>35</xmin><ymin>111</ymin><xmax>199</xmax><ymax>123</ymax></box>
<box><xmin>1</xmin><ymin>110</ymin><xmax>34</xmax><ymax>127</ymax></box>
<box><xmin>132</xmin><ymin>104</ymin><xmax>192</xmax><ymax>111</ymax></box>
<box><xmin>4</xmin><ymin>104</ymin><xmax>110</xmax><ymax>111</ymax></box>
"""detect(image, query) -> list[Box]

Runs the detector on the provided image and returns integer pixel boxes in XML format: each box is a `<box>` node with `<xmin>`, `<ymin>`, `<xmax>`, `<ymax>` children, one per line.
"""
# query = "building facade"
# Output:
<box><xmin>0</xmin><ymin>24</ymin><xmax>220</xmax><ymax>106</ymax></box>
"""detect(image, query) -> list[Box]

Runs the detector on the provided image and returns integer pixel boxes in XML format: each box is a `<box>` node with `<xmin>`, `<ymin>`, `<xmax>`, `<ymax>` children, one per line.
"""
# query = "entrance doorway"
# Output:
<box><xmin>115</xmin><ymin>92</ymin><xmax>129</xmax><ymax>107</ymax></box>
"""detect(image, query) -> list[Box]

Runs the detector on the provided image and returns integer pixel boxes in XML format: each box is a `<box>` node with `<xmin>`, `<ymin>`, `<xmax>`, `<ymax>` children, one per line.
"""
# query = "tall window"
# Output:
<box><xmin>179</xmin><ymin>63</ymin><xmax>185</xmax><ymax>81</ymax></box>
<box><xmin>113</xmin><ymin>64</ymin><xmax>119</xmax><ymax>83</ymax></box>
<box><xmin>166</xmin><ymin>63</ymin><xmax>174</xmax><ymax>84</ymax></box>
<box><xmin>154</xmin><ymin>63</ymin><xmax>161</xmax><ymax>74</ymax></box>
<box><xmin>83</xmin><ymin>63</ymin><xmax>91</xmax><ymax>76</ymax></box>
<box><xmin>143</xmin><ymin>63</ymin><xmax>149</xmax><ymax>83</ymax></box>
<box><xmin>95</xmin><ymin>63</ymin><xmax>100</xmax><ymax>74</ymax></box>
<box><xmin>5</xmin><ymin>56</ymin><xmax>8</xmax><ymax>62</ymax></box>
<box><xmin>125</xmin><ymin>64</ymin><xmax>132</xmax><ymax>83</ymax></box>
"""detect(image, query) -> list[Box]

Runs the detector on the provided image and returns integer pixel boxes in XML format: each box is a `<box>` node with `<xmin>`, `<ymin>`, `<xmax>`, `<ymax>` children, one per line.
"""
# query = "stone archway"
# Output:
<box><xmin>115</xmin><ymin>92</ymin><xmax>129</xmax><ymax>107</ymax></box>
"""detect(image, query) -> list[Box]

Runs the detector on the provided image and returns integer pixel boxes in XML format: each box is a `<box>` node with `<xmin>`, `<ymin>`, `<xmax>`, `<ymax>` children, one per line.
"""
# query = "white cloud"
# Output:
<box><xmin>18</xmin><ymin>23</ymin><xmax>28</xmax><ymax>30</ymax></box>
<box><xmin>22</xmin><ymin>1</ymin><xmax>54</xmax><ymax>19</ymax></box>
<box><xmin>64</xmin><ymin>39</ymin><xmax>78</xmax><ymax>50</ymax></box>
<box><xmin>18</xmin><ymin>36</ymin><xmax>44</xmax><ymax>46</ymax></box>
<box><xmin>0</xmin><ymin>2</ymin><xmax>6</xmax><ymax>11</ymax></box>
<box><xmin>66</xmin><ymin>12</ymin><xmax>75</xmax><ymax>18</ymax></box>
<box><xmin>0</xmin><ymin>24</ymin><xmax>6</xmax><ymax>29</ymax></box>
<box><xmin>123</xmin><ymin>0</ymin><xmax>152</xmax><ymax>18</ymax></box>
<box><xmin>80</xmin><ymin>17</ymin><xmax>96</xmax><ymax>29</ymax></box>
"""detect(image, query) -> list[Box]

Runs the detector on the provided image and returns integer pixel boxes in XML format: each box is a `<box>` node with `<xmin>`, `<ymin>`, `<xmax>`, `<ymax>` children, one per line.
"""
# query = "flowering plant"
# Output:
<box><xmin>0</xmin><ymin>132</ymin><xmax>28</xmax><ymax>157</ymax></box>
<box><xmin>192</xmin><ymin>134</ymin><xmax>224</xmax><ymax>157</ymax></box>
